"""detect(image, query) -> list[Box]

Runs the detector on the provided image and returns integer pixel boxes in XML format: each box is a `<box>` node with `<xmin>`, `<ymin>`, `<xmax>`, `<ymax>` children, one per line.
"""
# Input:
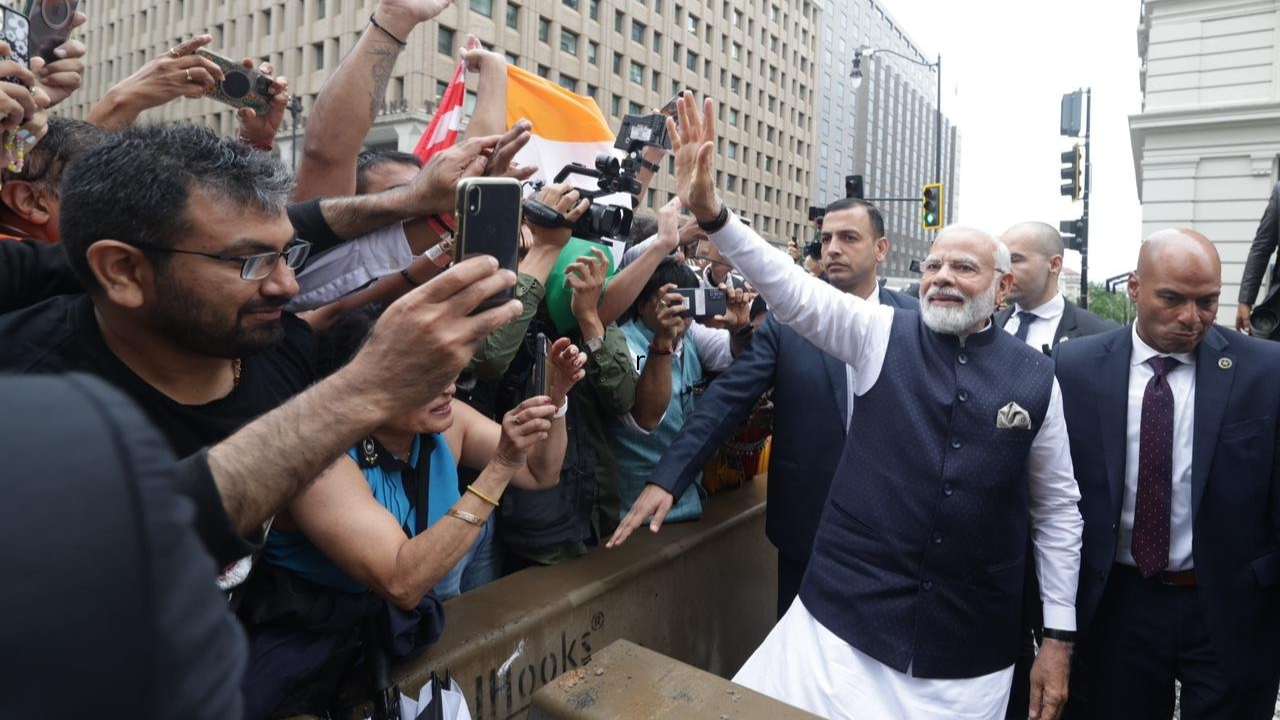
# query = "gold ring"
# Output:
<box><xmin>185</xmin><ymin>68</ymin><xmax>193</xmax><ymax>82</ymax></box>
<box><xmin>169</xmin><ymin>47</ymin><xmax>182</xmax><ymax>59</ymax></box>
<box><xmin>513</xmin><ymin>413</ymin><xmax>522</xmax><ymax>425</ymax></box>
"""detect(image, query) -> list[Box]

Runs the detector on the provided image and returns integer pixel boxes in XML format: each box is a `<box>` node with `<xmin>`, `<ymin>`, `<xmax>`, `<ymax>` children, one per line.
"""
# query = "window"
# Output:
<box><xmin>730</xmin><ymin>75</ymin><xmax>740</xmax><ymax>92</ymax></box>
<box><xmin>612</xmin><ymin>52</ymin><xmax>623</xmax><ymax>74</ymax></box>
<box><xmin>686</xmin><ymin>14</ymin><xmax>698</xmax><ymax>34</ymax></box>
<box><xmin>317</xmin><ymin>0</ymin><xmax>326</xmax><ymax>19</ymax></box>
<box><xmin>673</xmin><ymin>42</ymin><xmax>682</xmax><ymax>64</ymax></box>
<box><xmin>587</xmin><ymin>84</ymin><xmax>598</xmax><ymax>98</ymax></box>
<box><xmin>631</xmin><ymin>19</ymin><xmax>646</xmax><ymax>44</ymax></box>
<box><xmin>470</xmin><ymin>0</ymin><xmax>493</xmax><ymax>17</ymax></box>
<box><xmin>727</xmin><ymin>174</ymin><xmax>737</xmax><ymax>191</ymax></box>
<box><xmin>686</xmin><ymin>50</ymin><xmax>698</xmax><ymax>71</ymax></box>
<box><xmin>537</xmin><ymin>64</ymin><xmax>551</xmax><ymax>78</ymax></box>
<box><xmin>589</xmin><ymin>0</ymin><xmax>599</xmax><ymax>20</ymax></box>
<box><xmin>560</xmin><ymin>28</ymin><xmax>579</xmax><ymax>54</ymax></box>
<box><xmin>435</xmin><ymin>80</ymin><xmax>449</xmax><ymax>100</ymax></box>
<box><xmin>558</xmin><ymin>74</ymin><xmax>578</xmax><ymax>91</ymax></box>
<box><xmin>611</xmin><ymin>94</ymin><xmax>622</xmax><ymax>116</ymax></box>
<box><xmin>505</xmin><ymin>3</ymin><xmax>520</xmax><ymax>28</ymax></box>
<box><xmin>652</xmin><ymin>30</ymin><xmax>662</xmax><ymax>52</ymax></box>
<box><xmin>504</xmin><ymin>51</ymin><xmax>519</xmax><ymax>64</ymax></box>
<box><xmin>728</xmin><ymin>141</ymin><xmax>738</xmax><ymax>159</ymax></box>
<box><xmin>614</xmin><ymin>10</ymin><xmax>624</xmax><ymax>32</ymax></box>
<box><xmin>437</xmin><ymin>26</ymin><xmax>455</xmax><ymax>55</ymax></box>
<box><xmin>587</xmin><ymin>41</ymin><xmax>598</xmax><ymax>64</ymax></box>
<box><xmin>728</xmin><ymin>108</ymin><xmax>738</xmax><ymax>126</ymax></box>
<box><xmin>538</xmin><ymin>16</ymin><xmax>551</xmax><ymax>42</ymax></box>
<box><xmin>563</xmin><ymin>0</ymin><xmax>578</xmax><ymax>8</ymax></box>
<box><xmin>629</xmin><ymin>60</ymin><xmax>644</xmax><ymax>84</ymax></box>
<box><xmin>312</xmin><ymin>41</ymin><xmax>325</xmax><ymax>70</ymax></box>
<box><xmin>651</xmin><ymin>69</ymin><xmax>660</xmax><ymax>91</ymax></box>
<box><xmin>629</xmin><ymin>101</ymin><xmax>644</xmax><ymax>115</ymax></box>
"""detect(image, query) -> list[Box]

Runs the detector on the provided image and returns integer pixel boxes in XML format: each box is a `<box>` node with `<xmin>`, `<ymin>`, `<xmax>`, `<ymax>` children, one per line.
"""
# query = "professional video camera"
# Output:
<box><xmin>527</xmin><ymin>101</ymin><xmax>679</xmax><ymax>241</ymax></box>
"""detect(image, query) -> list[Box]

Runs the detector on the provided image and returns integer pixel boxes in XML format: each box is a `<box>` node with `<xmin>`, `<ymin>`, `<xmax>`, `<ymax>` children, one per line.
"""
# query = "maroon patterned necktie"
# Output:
<box><xmin>1132</xmin><ymin>355</ymin><xmax>1180</xmax><ymax>577</ymax></box>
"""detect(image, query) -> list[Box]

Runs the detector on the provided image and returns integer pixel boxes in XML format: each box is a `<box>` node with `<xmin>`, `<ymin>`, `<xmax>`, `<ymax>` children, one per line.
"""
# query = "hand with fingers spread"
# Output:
<box><xmin>667</xmin><ymin>92</ymin><xmax>721</xmax><ymax>224</ymax></box>
<box><xmin>607</xmin><ymin>483</ymin><xmax>676</xmax><ymax>548</ymax></box>
<box><xmin>31</xmin><ymin>11</ymin><xmax>88</xmax><ymax>108</ymax></box>
<box><xmin>345</xmin><ymin>255</ymin><xmax>523</xmax><ymax>417</ymax></box>
<box><xmin>399</xmin><ymin>124</ymin><xmax>530</xmax><ymax>217</ymax></box>
<box><xmin>497</xmin><ymin>396</ymin><xmax>559</xmax><ymax>468</ymax></box>
<box><xmin>85</xmin><ymin>35</ymin><xmax>226</xmax><ymax>130</ymax></box>
<box><xmin>566</xmin><ymin>247</ymin><xmax>611</xmax><ymax>334</ymax></box>
<box><xmin>546</xmin><ymin>336</ymin><xmax>587</xmax><ymax>407</ymax></box>
<box><xmin>531</xmin><ymin>182</ymin><xmax>589</xmax><ymax>249</ymax></box>
<box><xmin>235</xmin><ymin>59</ymin><xmax>290</xmax><ymax>149</ymax></box>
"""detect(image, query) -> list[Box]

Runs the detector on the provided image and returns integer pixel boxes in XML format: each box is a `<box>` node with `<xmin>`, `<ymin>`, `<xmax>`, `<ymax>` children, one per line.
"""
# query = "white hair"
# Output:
<box><xmin>920</xmin><ymin>226</ymin><xmax>1007</xmax><ymax>335</ymax></box>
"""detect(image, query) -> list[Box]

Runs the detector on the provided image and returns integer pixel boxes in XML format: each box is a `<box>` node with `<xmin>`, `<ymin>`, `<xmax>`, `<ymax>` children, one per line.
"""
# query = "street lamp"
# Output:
<box><xmin>850</xmin><ymin>46</ymin><xmax>944</xmax><ymax>189</ymax></box>
<box><xmin>286</xmin><ymin>94</ymin><xmax>304</xmax><ymax>172</ymax></box>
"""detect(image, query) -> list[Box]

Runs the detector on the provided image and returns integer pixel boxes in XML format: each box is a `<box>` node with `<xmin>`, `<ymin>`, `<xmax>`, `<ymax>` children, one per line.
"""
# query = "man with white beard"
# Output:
<box><xmin>657</xmin><ymin>93</ymin><xmax>1083</xmax><ymax>720</ymax></box>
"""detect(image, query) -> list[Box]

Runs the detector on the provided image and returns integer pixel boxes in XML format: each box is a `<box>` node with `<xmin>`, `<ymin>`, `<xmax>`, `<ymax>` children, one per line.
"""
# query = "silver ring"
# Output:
<box><xmin>185</xmin><ymin>68</ymin><xmax>193</xmax><ymax>82</ymax></box>
<box><xmin>513</xmin><ymin>413</ymin><xmax>522</xmax><ymax>425</ymax></box>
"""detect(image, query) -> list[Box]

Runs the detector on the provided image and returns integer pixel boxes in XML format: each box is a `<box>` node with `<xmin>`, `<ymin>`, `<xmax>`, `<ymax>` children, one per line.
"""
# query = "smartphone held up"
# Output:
<box><xmin>453</xmin><ymin>177</ymin><xmax>523</xmax><ymax>313</ymax></box>
<box><xmin>195</xmin><ymin>48</ymin><xmax>276</xmax><ymax>115</ymax></box>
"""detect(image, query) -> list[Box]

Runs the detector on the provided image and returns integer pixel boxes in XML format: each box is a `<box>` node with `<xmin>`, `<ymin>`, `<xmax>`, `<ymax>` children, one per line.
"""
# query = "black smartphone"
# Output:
<box><xmin>28</xmin><ymin>0</ymin><xmax>76</xmax><ymax>64</ymax></box>
<box><xmin>675</xmin><ymin>287</ymin><xmax>727</xmax><ymax>320</ymax></box>
<box><xmin>528</xmin><ymin>333</ymin><xmax>550</xmax><ymax>400</ymax></box>
<box><xmin>454</xmin><ymin>177</ymin><xmax>523</xmax><ymax>312</ymax></box>
<box><xmin>660</xmin><ymin>90</ymin><xmax>692</xmax><ymax>116</ymax></box>
<box><xmin>0</xmin><ymin>5</ymin><xmax>31</xmax><ymax>71</ymax></box>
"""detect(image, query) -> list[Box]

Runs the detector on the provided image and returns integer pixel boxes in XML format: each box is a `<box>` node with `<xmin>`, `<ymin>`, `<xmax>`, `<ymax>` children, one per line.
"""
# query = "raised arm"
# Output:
<box><xmin>293</xmin><ymin>0</ymin><xmax>453</xmax><ymax>201</ymax></box>
<box><xmin>596</xmin><ymin>198</ymin><xmax>681</xmax><ymax>325</ymax></box>
<box><xmin>85</xmin><ymin>36</ymin><xmax>225</xmax><ymax>130</ymax></box>
<box><xmin>458</xmin><ymin>35</ymin><xmax>509</xmax><ymax>140</ymax></box>
<box><xmin>627</xmin><ymin>285</ymin><xmax>683</xmax><ymax>431</ymax></box>
<box><xmin>669</xmin><ymin>93</ymin><xmax>889</xmax><ymax>371</ymax></box>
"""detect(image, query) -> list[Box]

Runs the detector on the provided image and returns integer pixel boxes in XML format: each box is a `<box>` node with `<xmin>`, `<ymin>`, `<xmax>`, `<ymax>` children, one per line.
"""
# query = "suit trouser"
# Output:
<box><xmin>777</xmin><ymin>553</ymin><xmax>807</xmax><ymax>620</ymax></box>
<box><xmin>1066</xmin><ymin>563</ymin><xmax>1279</xmax><ymax>720</ymax></box>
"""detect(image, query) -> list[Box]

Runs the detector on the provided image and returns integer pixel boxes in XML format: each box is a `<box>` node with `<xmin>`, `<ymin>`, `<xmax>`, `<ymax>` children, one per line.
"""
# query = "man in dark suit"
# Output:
<box><xmin>1057</xmin><ymin>229</ymin><xmax>1280</xmax><ymax>719</ymax></box>
<box><xmin>606</xmin><ymin>197</ymin><xmax>918</xmax><ymax>617</ymax></box>
<box><xmin>996</xmin><ymin>222</ymin><xmax>1119</xmax><ymax>720</ymax></box>
<box><xmin>1236</xmin><ymin>180</ymin><xmax>1280</xmax><ymax>334</ymax></box>
<box><xmin>996</xmin><ymin>222</ymin><xmax>1118</xmax><ymax>355</ymax></box>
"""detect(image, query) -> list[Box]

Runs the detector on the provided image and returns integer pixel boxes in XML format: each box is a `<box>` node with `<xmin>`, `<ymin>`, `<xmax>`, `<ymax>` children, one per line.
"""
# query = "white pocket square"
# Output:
<box><xmin>996</xmin><ymin>402</ymin><xmax>1033</xmax><ymax>431</ymax></box>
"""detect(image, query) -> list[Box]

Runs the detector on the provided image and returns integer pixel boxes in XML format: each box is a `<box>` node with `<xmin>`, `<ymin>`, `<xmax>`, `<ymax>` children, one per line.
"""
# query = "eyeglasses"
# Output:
<box><xmin>146</xmin><ymin>240</ymin><xmax>311</xmax><ymax>281</ymax></box>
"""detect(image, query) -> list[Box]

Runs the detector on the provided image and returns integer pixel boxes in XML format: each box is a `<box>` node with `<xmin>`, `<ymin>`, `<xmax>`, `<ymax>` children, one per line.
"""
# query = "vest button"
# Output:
<box><xmin>932</xmin><ymin>532</ymin><xmax>943</xmax><ymax>544</ymax></box>
<box><xmin>958</xmin><ymin>390</ymin><xmax>969</xmax><ymax>402</ymax></box>
<box><xmin>942</xmin><ymin>483</ymin><xmax>954</xmax><ymax>496</ymax></box>
<box><xmin>950</xmin><ymin>439</ymin><xmax>962</xmax><ymax>450</ymax></box>
<box><xmin>922</xmin><ymin>580</ymin><xmax>934</xmax><ymax>591</ymax></box>
<box><xmin>958</xmin><ymin>353</ymin><xmax>968</xmax><ymax>365</ymax></box>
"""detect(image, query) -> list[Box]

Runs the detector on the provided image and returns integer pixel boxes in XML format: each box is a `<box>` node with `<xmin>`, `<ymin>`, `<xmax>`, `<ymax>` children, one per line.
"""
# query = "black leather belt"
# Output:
<box><xmin>1116</xmin><ymin>563</ymin><xmax>1197</xmax><ymax>586</ymax></box>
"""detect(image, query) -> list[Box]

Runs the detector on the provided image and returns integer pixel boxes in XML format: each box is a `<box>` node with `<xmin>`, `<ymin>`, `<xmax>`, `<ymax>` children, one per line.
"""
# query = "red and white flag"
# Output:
<box><xmin>413</xmin><ymin>61</ymin><xmax>466</xmax><ymax>162</ymax></box>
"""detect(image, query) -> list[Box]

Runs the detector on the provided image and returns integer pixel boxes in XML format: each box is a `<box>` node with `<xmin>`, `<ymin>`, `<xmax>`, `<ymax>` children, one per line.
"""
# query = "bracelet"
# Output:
<box><xmin>1041</xmin><ymin>628</ymin><xmax>1078</xmax><ymax>643</ymax></box>
<box><xmin>648</xmin><ymin>342</ymin><xmax>673</xmax><ymax>356</ymax></box>
<box><xmin>733</xmin><ymin>323</ymin><xmax>754</xmax><ymax>338</ymax></box>
<box><xmin>466</xmin><ymin>484</ymin><xmax>501</xmax><ymax>508</ymax></box>
<box><xmin>368</xmin><ymin>14</ymin><xmax>408</xmax><ymax>46</ymax></box>
<box><xmin>552</xmin><ymin>399</ymin><xmax>569</xmax><ymax>419</ymax></box>
<box><xmin>425</xmin><ymin>236</ymin><xmax>454</xmax><ymax>268</ymax></box>
<box><xmin>399</xmin><ymin>267</ymin><xmax>421</xmax><ymax>288</ymax></box>
<box><xmin>697</xmin><ymin>203</ymin><xmax>730</xmax><ymax>233</ymax></box>
<box><xmin>237</xmin><ymin>135</ymin><xmax>273</xmax><ymax>152</ymax></box>
<box><xmin>447</xmin><ymin>508</ymin><xmax>486</xmax><ymax>527</ymax></box>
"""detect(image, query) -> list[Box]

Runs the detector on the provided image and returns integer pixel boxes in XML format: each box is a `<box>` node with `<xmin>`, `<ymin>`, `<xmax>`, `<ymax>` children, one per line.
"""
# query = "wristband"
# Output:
<box><xmin>648</xmin><ymin>342</ymin><xmax>673</xmax><ymax>356</ymax></box>
<box><xmin>1041</xmin><ymin>628</ymin><xmax>1077</xmax><ymax>643</ymax></box>
<box><xmin>636</xmin><ymin>156</ymin><xmax>661</xmax><ymax>173</ymax></box>
<box><xmin>733</xmin><ymin>323</ymin><xmax>754</xmax><ymax>338</ymax></box>
<box><xmin>399</xmin><ymin>268</ymin><xmax>421</xmax><ymax>288</ymax></box>
<box><xmin>425</xmin><ymin>237</ymin><xmax>454</xmax><ymax>268</ymax></box>
<box><xmin>552</xmin><ymin>399</ymin><xmax>569</xmax><ymax>419</ymax></box>
<box><xmin>697</xmin><ymin>203</ymin><xmax>730</xmax><ymax>233</ymax></box>
<box><xmin>368</xmin><ymin>14</ymin><xmax>408</xmax><ymax>46</ymax></box>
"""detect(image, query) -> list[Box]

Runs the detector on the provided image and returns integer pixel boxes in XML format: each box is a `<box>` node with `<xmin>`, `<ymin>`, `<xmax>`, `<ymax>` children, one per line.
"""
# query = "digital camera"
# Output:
<box><xmin>195</xmin><ymin>48</ymin><xmax>275</xmax><ymax>116</ymax></box>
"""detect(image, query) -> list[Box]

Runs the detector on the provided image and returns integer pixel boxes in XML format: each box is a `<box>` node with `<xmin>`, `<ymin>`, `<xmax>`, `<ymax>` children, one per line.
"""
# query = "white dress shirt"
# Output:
<box><xmin>845</xmin><ymin>287</ymin><xmax>879</xmax><ymax>429</ymax></box>
<box><xmin>288</xmin><ymin>221</ymin><xmax>413</xmax><ymax>311</ymax></box>
<box><xmin>1117</xmin><ymin>323</ymin><xmax>1197</xmax><ymax>571</ymax></box>
<box><xmin>1003</xmin><ymin>292</ymin><xmax>1065</xmax><ymax>352</ymax></box>
<box><xmin>708</xmin><ymin>213</ymin><xmax>1083</xmax><ymax>632</ymax></box>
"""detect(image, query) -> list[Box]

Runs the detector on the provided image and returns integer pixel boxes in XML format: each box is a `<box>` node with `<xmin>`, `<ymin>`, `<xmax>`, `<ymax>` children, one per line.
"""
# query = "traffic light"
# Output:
<box><xmin>1060</xmin><ymin>144</ymin><xmax>1082</xmax><ymax>201</ymax></box>
<box><xmin>845</xmin><ymin>174</ymin><xmax>865</xmax><ymax>199</ymax></box>
<box><xmin>922</xmin><ymin>183</ymin><xmax>943</xmax><ymax>230</ymax></box>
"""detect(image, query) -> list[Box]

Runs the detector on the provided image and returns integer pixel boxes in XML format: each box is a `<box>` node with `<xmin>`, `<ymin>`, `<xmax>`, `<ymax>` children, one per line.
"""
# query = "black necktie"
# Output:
<box><xmin>1132</xmin><ymin>356</ymin><xmax>1179</xmax><ymax>577</ymax></box>
<box><xmin>1013</xmin><ymin>311</ymin><xmax>1038</xmax><ymax>342</ymax></box>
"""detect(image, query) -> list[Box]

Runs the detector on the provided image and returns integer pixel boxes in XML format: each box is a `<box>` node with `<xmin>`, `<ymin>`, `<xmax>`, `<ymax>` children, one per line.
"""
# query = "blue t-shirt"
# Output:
<box><xmin>262</xmin><ymin>433</ymin><xmax>459</xmax><ymax>593</ymax></box>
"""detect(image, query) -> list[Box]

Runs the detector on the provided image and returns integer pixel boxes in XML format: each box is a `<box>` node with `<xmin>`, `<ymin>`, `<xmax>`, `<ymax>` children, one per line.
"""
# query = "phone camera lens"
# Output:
<box><xmin>221</xmin><ymin>69</ymin><xmax>251</xmax><ymax>99</ymax></box>
<box><xmin>42</xmin><ymin>0</ymin><xmax>72</xmax><ymax>28</ymax></box>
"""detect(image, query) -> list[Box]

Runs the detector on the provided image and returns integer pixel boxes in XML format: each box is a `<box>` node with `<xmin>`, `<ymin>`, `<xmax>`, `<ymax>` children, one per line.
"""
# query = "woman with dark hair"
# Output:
<box><xmin>243</xmin><ymin>304</ymin><xmax>586</xmax><ymax>719</ymax></box>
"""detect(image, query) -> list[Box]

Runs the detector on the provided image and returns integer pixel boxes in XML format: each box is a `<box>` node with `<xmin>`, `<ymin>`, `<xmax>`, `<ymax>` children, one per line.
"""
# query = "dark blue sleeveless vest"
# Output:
<box><xmin>798</xmin><ymin>310</ymin><xmax>1055</xmax><ymax>679</ymax></box>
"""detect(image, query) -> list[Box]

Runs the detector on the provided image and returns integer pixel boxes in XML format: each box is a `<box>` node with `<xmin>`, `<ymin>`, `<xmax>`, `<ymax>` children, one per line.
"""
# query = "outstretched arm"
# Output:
<box><xmin>293</xmin><ymin>0</ymin><xmax>453</xmax><ymax>201</ymax></box>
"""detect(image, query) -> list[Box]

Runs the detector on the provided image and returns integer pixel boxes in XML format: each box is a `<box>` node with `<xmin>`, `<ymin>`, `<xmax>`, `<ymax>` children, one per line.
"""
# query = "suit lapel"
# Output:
<box><xmin>1191</xmin><ymin>328</ymin><xmax>1233</xmax><ymax>522</ymax></box>
<box><xmin>1053</xmin><ymin>302</ymin><xmax>1080</xmax><ymax>347</ymax></box>
<box><xmin>1097</xmin><ymin>330</ymin><xmax>1133</xmax><ymax>519</ymax></box>
<box><xmin>995</xmin><ymin>305</ymin><xmax>1014</xmax><ymax>329</ymax></box>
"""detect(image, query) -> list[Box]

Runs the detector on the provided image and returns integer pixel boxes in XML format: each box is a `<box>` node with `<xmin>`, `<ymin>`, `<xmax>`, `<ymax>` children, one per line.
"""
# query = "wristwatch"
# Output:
<box><xmin>1041</xmin><ymin>628</ymin><xmax>1077</xmax><ymax>643</ymax></box>
<box><xmin>583</xmin><ymin>336</ymin><xmax>605</xmax><ymax>358</ymax></box>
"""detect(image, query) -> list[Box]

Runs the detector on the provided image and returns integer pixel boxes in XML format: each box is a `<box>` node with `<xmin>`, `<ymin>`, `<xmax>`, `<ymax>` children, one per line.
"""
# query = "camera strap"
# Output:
<box><xmin>523</xmin><ymin>198</ymin><xmax>576</xmax><ymax>230</ymax></box>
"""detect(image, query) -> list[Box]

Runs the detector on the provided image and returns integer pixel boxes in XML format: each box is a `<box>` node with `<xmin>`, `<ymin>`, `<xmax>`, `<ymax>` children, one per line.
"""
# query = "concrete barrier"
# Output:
<box><xmin>387</xmin><ymin>476</ymin><xmax>778</xmax><ymax>720</ymax></box>
<box><xmin>527</xmin><ymin>639</ymin><xmax>822</xmax><ymax>720</ymax></box>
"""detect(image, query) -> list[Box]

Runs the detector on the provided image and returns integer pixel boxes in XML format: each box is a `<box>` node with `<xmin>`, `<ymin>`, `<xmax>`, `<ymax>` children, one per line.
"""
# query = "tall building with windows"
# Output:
<box><xmin>64</xmin><ymin>0</ymin><xmax>821</xmax><ymax>245</ymax></box>
<box><xmin>1130</xmin><ymin>0</ymin><xmax>1280</xmax><ymax>324</ymax></box>
<box><xmin>810</xmin><ymin>0</ymin><xmax>960</xmax><ymax>282</ymax></box>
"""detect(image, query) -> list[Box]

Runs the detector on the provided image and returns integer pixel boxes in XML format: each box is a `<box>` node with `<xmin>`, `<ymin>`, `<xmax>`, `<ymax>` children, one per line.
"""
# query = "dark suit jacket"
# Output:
<box><xmin>649</xmin><ymin>286</ymin><xmax>918</xmax><ymax>563</ymax></box>
<box><xmin>1056</xmin><ymin>325</ymin><xmax>1280</xmax><ymax>686</ymax></box>
<box><xmin>995</xmin><ymin>297</ymin><xmax>1120</xmax><ymax>354</ymax></box>
<box><xmin>1240</xmin><ymin>181</ymin><xmax>1280</xmax><ymax>306</ymax></box>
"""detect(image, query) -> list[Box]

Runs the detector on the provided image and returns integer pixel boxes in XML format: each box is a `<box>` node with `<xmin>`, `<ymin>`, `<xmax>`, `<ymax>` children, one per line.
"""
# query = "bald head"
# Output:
<box><xmin>1136</xmin><ymin>228</ymin><xmax>1220</xmax><ymax>278</ymax></box>
<box><xmin>1001</xmin><ymin>222</ymin><xmax>1065</xmax><ymax>309</ymax></box>
<box><xmin>1130</xmin><ymin>227</ymin><xmax>1222</xmax><ymax>354</ymax></box>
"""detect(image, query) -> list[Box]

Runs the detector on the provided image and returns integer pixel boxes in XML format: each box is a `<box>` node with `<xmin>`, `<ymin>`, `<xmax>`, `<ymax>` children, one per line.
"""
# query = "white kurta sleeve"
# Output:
<box><xmin>1027</xmin><ymin>379</ymin><xmax>1084</xmax><ymax>632</ymax></box>
<box><xmin>707</xmin><ymin>213</ymin><xmax>893</xmax><ymax>387</ymax></box>
<box><xmin>288</xmin><ymin>222</ymin><xmax>413</xmax><ymax>311</ymax></box>
<box><xmin>686</xmin><ymin>322</ymin><xmax>734</xmax><ymax>372</ymax></box>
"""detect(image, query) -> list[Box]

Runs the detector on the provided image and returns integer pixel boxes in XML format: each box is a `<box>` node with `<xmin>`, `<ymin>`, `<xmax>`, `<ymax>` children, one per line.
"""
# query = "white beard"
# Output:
<box><xmin>921</xmin><ymin>278</ymin><xmax>999</xmax><ymax>335</ymax></box>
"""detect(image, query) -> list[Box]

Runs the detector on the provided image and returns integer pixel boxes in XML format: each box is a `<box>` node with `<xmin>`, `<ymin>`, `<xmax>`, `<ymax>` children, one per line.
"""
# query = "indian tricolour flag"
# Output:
<box><xmin>504</xmin><ymin>64</ymin><xmax>620</xmax><ymax>193</ymax></box>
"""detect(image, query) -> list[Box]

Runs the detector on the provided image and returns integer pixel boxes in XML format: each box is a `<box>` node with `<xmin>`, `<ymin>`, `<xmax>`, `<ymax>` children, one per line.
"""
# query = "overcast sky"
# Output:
<box><xmin>873</xmin><ymin>0</ymin><xmax>1144</xmax><ymax>283</ymax></box>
